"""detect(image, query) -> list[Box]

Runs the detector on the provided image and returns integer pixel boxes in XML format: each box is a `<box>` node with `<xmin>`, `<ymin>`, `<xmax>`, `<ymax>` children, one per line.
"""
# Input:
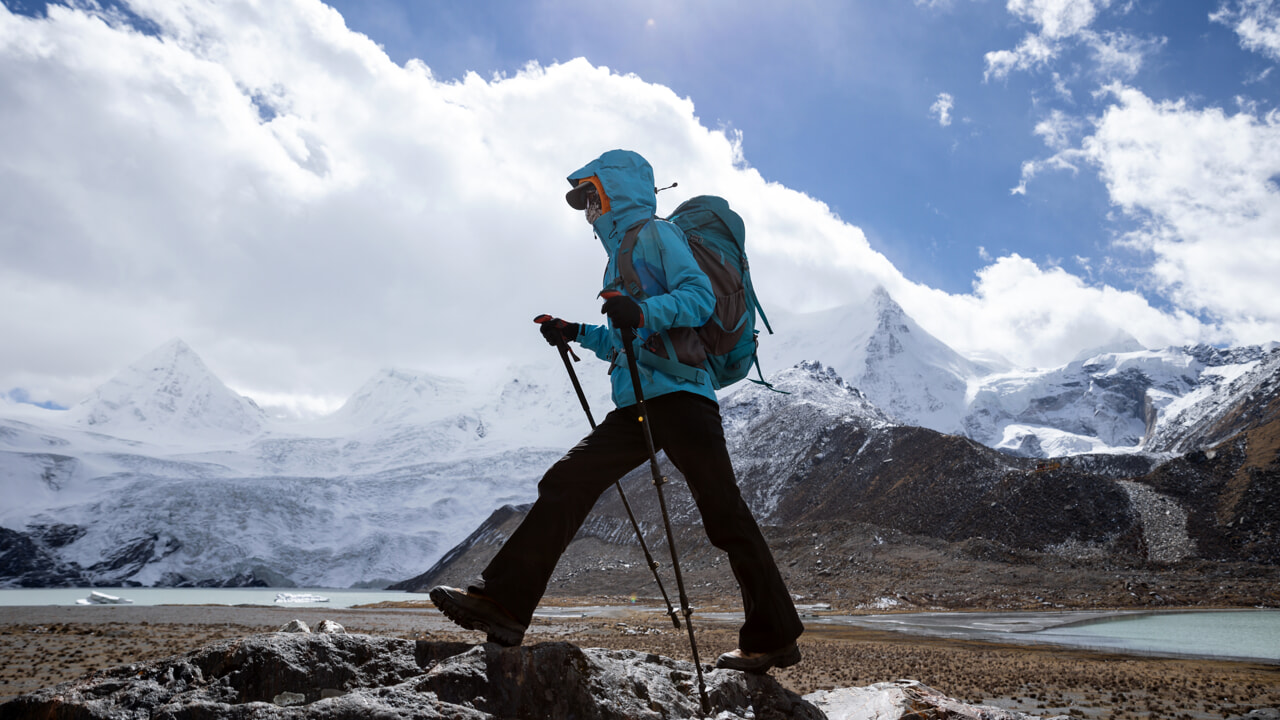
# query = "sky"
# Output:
<box><xmin>1</xmin><ymin>0</ymin><xmax>1279</xmax><ymax>416</ymax></box>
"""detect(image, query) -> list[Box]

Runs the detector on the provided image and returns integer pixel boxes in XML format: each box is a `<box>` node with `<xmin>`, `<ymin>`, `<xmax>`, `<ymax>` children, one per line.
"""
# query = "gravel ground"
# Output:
<box><xmin>2</xmin><ymin>602</ymin><xmax>1278</xmax><ymax>719</ymax></box>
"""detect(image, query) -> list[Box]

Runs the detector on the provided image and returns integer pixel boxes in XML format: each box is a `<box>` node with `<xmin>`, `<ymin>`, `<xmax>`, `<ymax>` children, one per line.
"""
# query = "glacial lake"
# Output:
<box><xmin>1030</xmin><ymin>610</ymin><xmax>1280</xmax><ymax>663</ymax></box>
<box><xmin>814</xmin><ymin>608</ymin><xmax>1280</xmax><ymax>664</ymax></box>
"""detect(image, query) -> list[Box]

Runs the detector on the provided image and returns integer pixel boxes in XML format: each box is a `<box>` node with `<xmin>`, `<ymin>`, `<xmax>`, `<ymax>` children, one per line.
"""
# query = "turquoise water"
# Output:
<box><xmin>1032</xmin><ymin>610</ymin><xmax>1280</xmax><ymax>663</ymax></box>
<box><xmin>0</xmin><ymin>587</ymin><xmax>423</xmax><ymax>609</ymax></box>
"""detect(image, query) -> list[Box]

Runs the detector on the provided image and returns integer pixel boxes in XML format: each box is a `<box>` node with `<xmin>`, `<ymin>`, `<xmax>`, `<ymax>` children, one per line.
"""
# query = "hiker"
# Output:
<box><xmin>430</xmin><ymin>149</ymin><xmax>804</xmax><ymax>674</ymax></box>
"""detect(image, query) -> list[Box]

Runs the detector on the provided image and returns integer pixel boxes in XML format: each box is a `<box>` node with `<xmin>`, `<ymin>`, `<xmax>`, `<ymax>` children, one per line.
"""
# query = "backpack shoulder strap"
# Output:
<box><xmin>616</xmin><ymin>218</ymin><xmax>651</xmax><ymax>299</ymax></box>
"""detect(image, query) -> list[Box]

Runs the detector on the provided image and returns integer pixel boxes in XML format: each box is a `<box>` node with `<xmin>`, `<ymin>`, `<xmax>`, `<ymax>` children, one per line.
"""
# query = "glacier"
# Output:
<box><xmin>1</xmin><ymin>339</ymin><xmax>612</xmax><ymax>588</ymax></box>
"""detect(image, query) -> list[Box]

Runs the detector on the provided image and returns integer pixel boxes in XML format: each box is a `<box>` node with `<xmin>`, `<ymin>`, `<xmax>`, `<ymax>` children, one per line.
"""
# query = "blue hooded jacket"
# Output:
<box><xmin>566</xmin><ymin>150</ymin><xmax>717</xmax><ymax>409</ymax></box>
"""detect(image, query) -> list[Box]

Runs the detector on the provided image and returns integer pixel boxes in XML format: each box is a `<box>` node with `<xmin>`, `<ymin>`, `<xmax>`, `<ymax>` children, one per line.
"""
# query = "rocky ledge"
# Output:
<box><xmin>0</xmin><ymin>620</ymin><xmax>1063</xmax><ymax>719</ymax></box>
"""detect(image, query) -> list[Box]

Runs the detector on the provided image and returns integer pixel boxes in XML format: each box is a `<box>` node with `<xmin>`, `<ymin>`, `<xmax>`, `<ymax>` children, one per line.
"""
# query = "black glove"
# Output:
<box><xmin>600</xmin><ymin>293</ymin><xmax>644</xmax><ymax>329</ymax></box>
<box><xmin>535</xmin><ymin>315</ymin><xmax>579</xmax><ymax>346</ymax></box>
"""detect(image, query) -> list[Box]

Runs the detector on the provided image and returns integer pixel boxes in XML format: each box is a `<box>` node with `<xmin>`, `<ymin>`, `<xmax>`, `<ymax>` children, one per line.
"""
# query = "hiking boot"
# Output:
<box><xmin>714</xmin><ymin>641</ymin><xmax>801</xmax><ymax>674</ymax></box>
<box><xmin>428</xmin><ymin>586</ymin><xmax>526</xmax><ymax>646</ymax></box>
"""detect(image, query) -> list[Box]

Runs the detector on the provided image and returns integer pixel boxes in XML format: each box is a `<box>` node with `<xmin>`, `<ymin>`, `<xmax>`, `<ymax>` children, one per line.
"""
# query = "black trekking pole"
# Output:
<box><xmin>533</xmin><ymin>316</ymin><xmax>682</xmax><ymax>631</ymax></box>
<box><xmin>604</xmin><ymin>306</ymin><xmax>710</xmax><ymax>715</ymax></box>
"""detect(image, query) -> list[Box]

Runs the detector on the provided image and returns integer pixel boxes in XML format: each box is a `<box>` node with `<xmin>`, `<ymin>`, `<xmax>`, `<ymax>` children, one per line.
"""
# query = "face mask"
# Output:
<box><xmin>585</xmin><ymin>196</ymin><xmax>603</xmax><ymax>225</ymax></box>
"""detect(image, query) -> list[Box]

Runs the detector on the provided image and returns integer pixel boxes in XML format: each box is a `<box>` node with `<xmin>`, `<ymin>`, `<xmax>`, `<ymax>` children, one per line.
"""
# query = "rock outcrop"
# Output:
<box><xmin>0</xmin><ymin>628</ymin><xmax>1064</xmax><ymax>719</ymax></box>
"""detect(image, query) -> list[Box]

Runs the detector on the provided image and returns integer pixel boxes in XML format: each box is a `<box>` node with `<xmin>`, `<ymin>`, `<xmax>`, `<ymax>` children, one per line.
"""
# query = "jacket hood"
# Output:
<box><xmin>567</xmin><ymin>149</ymin><xmax>657</xmax><ymax>251</ymax></box>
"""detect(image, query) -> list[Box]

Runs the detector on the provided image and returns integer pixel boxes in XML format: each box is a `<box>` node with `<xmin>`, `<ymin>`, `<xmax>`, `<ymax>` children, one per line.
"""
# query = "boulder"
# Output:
<box><xmin>0</xmin><ymin>632</ymin><xmax>819</xmax><ymax>719</ymax></box>
<box><xmin>0</xmin><ymin>632</ymin><xmax>1071</xmax><ymax>719</ymax></box>
<box><xmin>315</xmin><ymin>620</ymin><xmax>345</xmax><ymax>634</ymax></box>
<box><xmin>278</xmin><ymin>619</ymin><xmax>310</xmax><ymax>633</ymax></box>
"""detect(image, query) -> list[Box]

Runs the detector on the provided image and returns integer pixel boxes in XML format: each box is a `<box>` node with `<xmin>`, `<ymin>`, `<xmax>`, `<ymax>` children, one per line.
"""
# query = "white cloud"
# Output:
<box><xmin>1050</xmin><ymin>71</ymin><xmax>1074</xmax><ymax>101</ymax></box>
<box><xmin>1246</xmin><ymin>66</ymin><xmax>1274</xmax><ymax>84</ymax></box>
<box><xmin>914</xmin><ymin>0</ymin><xmax>974</xmax><ymax>10</ymax></box>
<box><xmin>0</xmin><ymin>1</ymin><xmax>894</xmax><ymax>405</ymax></box>
<box><xmin>930</xmin><ymin>92</ymin><xmax>955</xmax><ymax>126</ymax></box>
<box><xmin>1085</xmin><ymin>30</ymin><xmax>1165</xmax><ymax>78</ymax></box>
<box><xmin>896</xmin><ymin>254</ymin><xmax>1210</xmax><ymax>369</ymax></box>
<box><xmin>985</xmin><ymin>33</ymin><xmax>1059</xmax><ymax>81</ymax></box>
<box><xmin>1084</xmin><ymin>86</ymin><xmax>1280</xmax><ymax>340</ymax></box>
<box><xmin>1011</xmin><ymin>109</ymin><xmax>1086</xmax><ymax>192</ymax></box>
<box><xmin>1034</xmin><ymin>108</ymin><xmax>1085</xmax><ymax>149</ymax></box>
<box><xmin>0</xmin><ymin>0</ymin><xmax>1242</xmax><ymax>409</ymax></box>
<box><xmin>1212</xmin><ymin>0</ymin><xmax>1280</xmax><ymax>61</ymax></box>
<box><xmin>1020</xmin><ymin>84</ymin><xmax>1280</xmax><ymax>346</ymax></box>
<box><xmin>986</xmin><ymin>0</ymin><xmax>1162</xmax><ymax>82</ymax></box>
<box><xmin>1008</xmin><ymin>0</ymin><xmax>1109</xmax><ymax>40</ymax></box>
<box><xmin>1011</xmin><ymin>149</ymin><xmax>1085</xmax><ymax>195</ymax></box>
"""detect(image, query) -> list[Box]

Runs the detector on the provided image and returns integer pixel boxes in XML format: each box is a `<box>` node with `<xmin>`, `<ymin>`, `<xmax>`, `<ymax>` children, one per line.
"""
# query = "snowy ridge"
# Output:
<box><xmin>964</xmin><ymin>348</ymin><xmax>1204</xmax><ymax>457</ymax></box>
<box><xmin>1145</xmin><ymin>343</ymin><xmax>1280</xmax><ymax>453</ymax></box>
<box><xmin>722</xmin><ymin>360</ymin><xmax>892</xmax><ymax>437</ymax></box>
<box><xmin>721</xmin><ymin>361</ymin><xmax>892</xmax><ymax>521</ymax></box>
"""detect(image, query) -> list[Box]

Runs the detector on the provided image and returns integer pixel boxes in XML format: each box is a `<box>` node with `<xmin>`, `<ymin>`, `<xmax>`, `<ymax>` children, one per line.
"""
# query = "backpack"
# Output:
<box><xmin>616</xmin><ymin>195</ymin><xmax>775</xmax><ymax>390</ymax></box>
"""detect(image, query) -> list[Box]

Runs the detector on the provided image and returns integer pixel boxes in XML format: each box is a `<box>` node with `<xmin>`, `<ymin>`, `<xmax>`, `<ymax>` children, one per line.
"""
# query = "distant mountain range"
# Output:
<box><xmin>397</xmin><ymin>359</ymin><xmax>1280</xmax><ymax>609</ymax></box>
<box><xmin>2</xmin><ymin>288</ymin><xmax>1278</xmax><ymax>589</ymax></box>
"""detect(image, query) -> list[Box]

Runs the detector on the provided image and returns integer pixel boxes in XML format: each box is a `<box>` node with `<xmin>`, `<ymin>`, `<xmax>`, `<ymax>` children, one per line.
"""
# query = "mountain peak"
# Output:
<box><xmin>67</xmin><ymin>339</ymin><xmax>264</xmax><ymax>442</ymax></box>
<box><xmin>857</xmin><ymin>289</ymin><xmax>984</xmax><ymax>433</ymax></box>
<box><xmin>332</xmin><ymin>368</ymin><xmax>471</xmax><ymax>426</ymax></box>
<box><xmin>1071</xmin><ymin>330</ymin><xmax>1148</xmax><ymax>363</ymax></box>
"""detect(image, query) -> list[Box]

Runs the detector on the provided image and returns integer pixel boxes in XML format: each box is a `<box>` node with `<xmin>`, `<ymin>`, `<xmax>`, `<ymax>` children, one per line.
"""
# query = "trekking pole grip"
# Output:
<box><xmin>534</xmin><ymin>314</ymin><xmax>580</xmax><ymax>361</ymax></box>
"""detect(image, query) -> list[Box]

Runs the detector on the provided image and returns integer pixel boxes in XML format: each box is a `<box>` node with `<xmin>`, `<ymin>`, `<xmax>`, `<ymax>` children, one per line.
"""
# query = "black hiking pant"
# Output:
<box><xmin>471</xmin><ymin>391</ymin><xmax>804</xmax><ymax>653</ymax></box>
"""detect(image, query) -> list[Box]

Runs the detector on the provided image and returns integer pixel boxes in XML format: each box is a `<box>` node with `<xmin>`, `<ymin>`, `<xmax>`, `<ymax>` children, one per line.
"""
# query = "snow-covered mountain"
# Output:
<box><xmin>760</xmin><ymin>286</ymin><xmax>1279</xmax><ymax>459</ymax></box>
<box><xmin>759</xmin><ymin>287</ymin><xmax>1001</xmax><ymax>435</ymax></box>
<box><xmin>960</xmin><ymin>344</ymin><xmax>1279</xmax><ymax>458</ymax></box>
<box><xmin>3</xmin><ymin>290</ymin><xmax>1278</xmax><ymax>588</ymax></box>
<box><xmin>0</xmin><ymin>344</ymin><xmax>613</xmax><ymax>588</ymax></box>
<box><xmin>65</xmin><ymin>339</ymin><xmax>267</xmax><ymax>443</ymax></box>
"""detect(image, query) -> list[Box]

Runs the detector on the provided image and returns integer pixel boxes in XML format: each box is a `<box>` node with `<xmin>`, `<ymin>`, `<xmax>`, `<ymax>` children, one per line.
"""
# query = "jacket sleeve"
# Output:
<box><xmin>575</xmin><ymin>322</ymin><xmax>618</xmax><ymax>362</ymax></box>
<box><xmin>637</xmin><ymin>222</ymin><xmax>714</xmax><ymax>331</ymax></box>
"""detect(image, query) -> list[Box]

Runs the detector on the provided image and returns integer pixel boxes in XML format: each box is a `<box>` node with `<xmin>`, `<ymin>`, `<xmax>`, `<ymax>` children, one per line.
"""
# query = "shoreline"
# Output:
<box><xmin>5</xmin><ymin>601</ymin><xmax>1278</xmax><ymax>662</ymax></box>
<box><xmin>2</xmin><ymin>603</ymin><xmax>1278</xmax><ymax>718</ymax></box>
<box><xmin>797</xmin><ymin>607</ymin><xmax>1280</xmax><ymax>665</ymax></box>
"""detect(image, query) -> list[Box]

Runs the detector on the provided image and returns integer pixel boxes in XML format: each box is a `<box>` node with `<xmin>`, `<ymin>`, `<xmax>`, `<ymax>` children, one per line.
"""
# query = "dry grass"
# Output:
<box><xmin>2</xmin><ymin>609</ymin><xmax>1276</xmax><ymax>719</ymax></box>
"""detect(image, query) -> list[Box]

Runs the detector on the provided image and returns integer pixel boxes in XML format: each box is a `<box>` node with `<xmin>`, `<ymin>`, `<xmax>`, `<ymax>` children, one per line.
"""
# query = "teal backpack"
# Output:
<box><xmin>616</xmin><ymin>195</ymin><xmax>775</xmax><ymax>390</ymax></box>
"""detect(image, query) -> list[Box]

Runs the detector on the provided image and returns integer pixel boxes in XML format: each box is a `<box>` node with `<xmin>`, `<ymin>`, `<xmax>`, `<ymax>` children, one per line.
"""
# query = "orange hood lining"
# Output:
<box><xmin>578</xmin><ymin>176</ymin><xmax>611</xmax><ymax>215</ymax></box>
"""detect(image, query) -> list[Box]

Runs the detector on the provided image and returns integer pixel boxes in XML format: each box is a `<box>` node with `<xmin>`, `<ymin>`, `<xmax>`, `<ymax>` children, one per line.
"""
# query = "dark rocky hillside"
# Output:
<box><xmin>1138</xmin><ymin>423</ymin><xmax>1280</xmax><ymax>564</ymax></box>
<box><xmin>401</xmin><ymin>361</ymin><xmax>1280</xmax><ymax>610</ymax></box>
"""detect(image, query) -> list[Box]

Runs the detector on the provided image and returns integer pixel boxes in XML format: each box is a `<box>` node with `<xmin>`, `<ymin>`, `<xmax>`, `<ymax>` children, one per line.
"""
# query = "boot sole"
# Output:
<box><xmin>429</xmin><ymin>586</ymin><xmax>525</xmax><ymax>647</ymax></box>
